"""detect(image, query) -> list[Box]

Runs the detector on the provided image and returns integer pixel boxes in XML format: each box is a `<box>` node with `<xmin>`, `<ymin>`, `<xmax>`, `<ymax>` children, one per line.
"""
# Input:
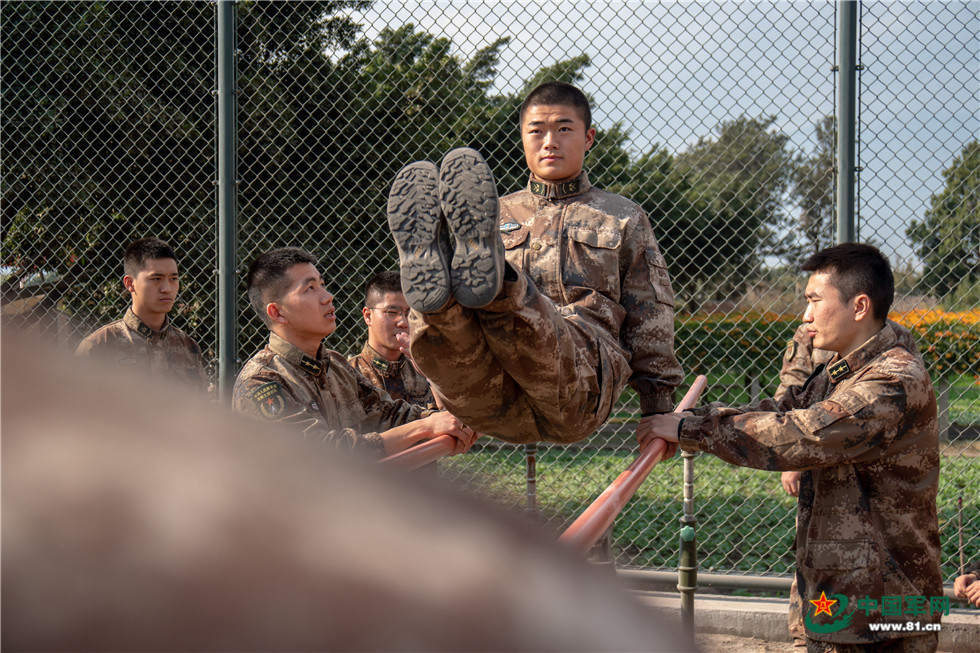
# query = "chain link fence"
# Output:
<box><xmin>3</xmin><ymin>1</ymin><xmax>977</xmax><ymax>585</ymax></box>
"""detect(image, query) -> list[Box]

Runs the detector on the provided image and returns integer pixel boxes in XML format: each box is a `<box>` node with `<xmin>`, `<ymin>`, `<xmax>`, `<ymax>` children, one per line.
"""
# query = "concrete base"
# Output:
<box><xmin>632</xmin><ymin>591</ymin><xmax>980</xmax><ymax>653</ymax></box>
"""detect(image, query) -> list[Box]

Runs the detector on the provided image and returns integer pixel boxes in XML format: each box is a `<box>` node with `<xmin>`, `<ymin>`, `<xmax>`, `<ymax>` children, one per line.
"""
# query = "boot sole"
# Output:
<box><xmin>439</xmin><ymin>148</ymin><xmax>504</xmax><ymax>308</ymax></box>
<box><xmin>387</xmin><ymin>161</ymin><xmax>451</xmax><ymax>313</ymax></box>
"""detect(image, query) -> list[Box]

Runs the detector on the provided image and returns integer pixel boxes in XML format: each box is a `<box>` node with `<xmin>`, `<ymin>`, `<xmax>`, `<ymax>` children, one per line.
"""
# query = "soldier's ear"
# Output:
<box><xmin>122</xmin><ymin>275</ymin><xmax>136</xmax><ymax>294</ymax></box>
<box><xmin>267</xmin><ymin>302</ymin><xmax>286</xmax><ymax>324</ymax></box>
<box><xmin>853</xmin><ymin>294</ymin><xmax>872</xmax><ymax>322</ymax></box>
<box><xmin>362</xmin><ymin>306</ymin><xmax>373</xmax><ymax>325</ymax></box>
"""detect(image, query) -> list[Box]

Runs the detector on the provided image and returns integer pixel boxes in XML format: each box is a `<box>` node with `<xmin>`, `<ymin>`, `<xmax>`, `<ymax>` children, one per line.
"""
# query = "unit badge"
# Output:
<box><xmin>253</xmin><ymin>381</ymin><xmax>286</xmax><ymax>418</ymax></box>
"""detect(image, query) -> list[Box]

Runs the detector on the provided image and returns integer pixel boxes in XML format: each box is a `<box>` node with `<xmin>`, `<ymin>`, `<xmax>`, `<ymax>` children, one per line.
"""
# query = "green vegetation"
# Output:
<box><xmin>442</xmin><ymin>446</ymin><xmax>980</xmax><ymax>579</ymax></box>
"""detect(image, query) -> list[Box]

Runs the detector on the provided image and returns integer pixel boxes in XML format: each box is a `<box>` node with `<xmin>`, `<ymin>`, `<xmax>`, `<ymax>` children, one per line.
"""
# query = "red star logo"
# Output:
<box><xmin>810</xmin><ymin>591</ymin><xmax>837</xmax><ymax>617</ymax></box>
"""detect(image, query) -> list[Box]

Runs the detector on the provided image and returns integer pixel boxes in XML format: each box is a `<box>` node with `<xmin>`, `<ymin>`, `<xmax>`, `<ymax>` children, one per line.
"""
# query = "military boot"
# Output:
<box><xmin>438</xmin><ymin>147</ymin><xmax>505</xmax><ymax>308</ymax></box>
<box><xmin>387</xmin><ymin>161</ymin><xmax>453</xmax><ymax>313</ymax></box>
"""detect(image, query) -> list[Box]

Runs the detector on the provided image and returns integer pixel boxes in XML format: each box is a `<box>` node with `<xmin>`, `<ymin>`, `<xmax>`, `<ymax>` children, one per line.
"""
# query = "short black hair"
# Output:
<box><xmin>801</xmin><ymin>243</ymin><xmax>894</xmax><ymax>322</ymax></box>
<box><xmin>362</xmin><ymin>270</ymin><xmax>402</xmax><ymax>307</ymax></box>
<box><xmin>123</xmin><ymin>238</ymin><xmax>178</xmax><ymax>277</ymax></box>
<box><xmin>246</xmin><ymin>247</ymin><xmax>318</xmax><ymax>326</ymax></box>
<box><xmin>520</xmin><ymin>81</ymin><xmax>592</xmax><ymax>132</ymax></box>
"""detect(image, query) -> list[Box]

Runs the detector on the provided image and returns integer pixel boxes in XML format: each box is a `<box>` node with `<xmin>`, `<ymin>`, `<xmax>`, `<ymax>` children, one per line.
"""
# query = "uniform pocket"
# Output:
<box><xmin>799</xmin><ymin>393</ymin><xmax>870</xmax><ymax>433</ymax></box>
<box><xmin>500</xmin><ymin>226</ymin><xmax>529</xmax><ymax>249</ymax></box>
<box><xmin>804</xmin><ymin>539</ymin><xmax>875</xmax><ymax>570</ymax></box>
<box><xmin>563</xmin><ymin>224</ymin><xmax>621</xmax><ymax>290</ymax></box>
<box><xmin>645</xmin><ymin>247</ymin><xmax>675</xmax><ymax>306</ymax></box>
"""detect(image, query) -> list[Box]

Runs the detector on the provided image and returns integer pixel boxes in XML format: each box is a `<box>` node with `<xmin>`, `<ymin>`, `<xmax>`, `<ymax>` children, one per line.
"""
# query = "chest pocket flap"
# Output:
<box><xmin>501</xmin><ymin>226</ymin><xmax>529</xmax><ymax>250</ymax></box>
<box><xmin>566</xmin><ymin>224</ymin><xmax>622</xmax><ymax>250</ymax></box>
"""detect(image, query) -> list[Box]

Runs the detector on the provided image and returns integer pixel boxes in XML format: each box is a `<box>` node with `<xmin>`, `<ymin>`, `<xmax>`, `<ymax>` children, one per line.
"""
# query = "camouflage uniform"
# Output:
<box><xmin>777</xmin><ymin>320</ymin><xmax>921</xmax><ymax>646</ymax></box>
<box><xmin>348</xmin><ymin>342</ymin><xmax>433</xmax><ymax>407</ymax></box>
<box><xmin>74</xmin><ymin>308</ymin><xmax>208</xmax><ymax>392</ymax></box>
<box><xmin>410</xmin><ymin>174</ymin><xmax>683</xmax><ymax>444</ymax></box>
<box><xmin>234</xmin><ymin>333</ymin><xmax>424</xmax><ymax>456</ymax></box>
<box><xmin>680</xmin><ymin>323</ymin><xmax>942</xmax><ymax>647</ymax></box>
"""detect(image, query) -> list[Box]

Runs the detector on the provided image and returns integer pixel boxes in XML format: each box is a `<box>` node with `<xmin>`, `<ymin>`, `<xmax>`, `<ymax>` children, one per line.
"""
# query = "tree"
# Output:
<box><xmin>791</xmin><ymin>115</ymin><xmax>836</xmax><ymax>259</ymax></box>
<box><xmin>907</xmin><ymin>139</ymin><xmax>980</xmax><ymax>299</ymax></box>
<box><xmin>668</xmin><ymin>115</ymin><xmax>795</xmax><ymax>305</ymax></box>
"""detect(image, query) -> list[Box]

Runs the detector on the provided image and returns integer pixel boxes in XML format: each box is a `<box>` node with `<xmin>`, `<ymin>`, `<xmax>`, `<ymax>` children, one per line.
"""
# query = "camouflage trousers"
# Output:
<box><xmin>805</xmin><ymin>633</ymin><xmax>937</xmax><ymax>653</ymax></box>
<box><xmin>408</xmin><ymin>271</ymin><xmax>631</xmax><ymax>444</ymax></box>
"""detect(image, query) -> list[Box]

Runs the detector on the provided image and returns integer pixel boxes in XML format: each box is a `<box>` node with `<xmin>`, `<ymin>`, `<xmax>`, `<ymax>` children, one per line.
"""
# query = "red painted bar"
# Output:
<box><xmin>380</xmin><ymin>434</ymin><xmax>456</xmax><ymax>470</ymax></box>
<box><xmin>559</xmin><ymin>376</ymin><xmax>708</xmax><ymax>554</ymax></box>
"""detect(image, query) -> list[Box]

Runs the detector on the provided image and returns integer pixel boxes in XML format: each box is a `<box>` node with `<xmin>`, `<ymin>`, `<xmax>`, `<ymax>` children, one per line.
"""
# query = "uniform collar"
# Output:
<box><xmin>360</xmin><ymin>342</ymin><xmax>406</xmax><ymax>378</ymax></box>
<box><xmin>824</xmin><ymin>323</ymin><xmax>897</xmax><ymax>384</ymax></box>
<box><xmin>268</xmin><ymin>332</ymin><xmax>328</xmax><ymax>377</ymax></box>
<box><xmin>527</xmin><ymin>172</ymin><xmax>591</xmax><ymax>199</ymax></box>
<box><xmin>124</xmin><ymin>307</ymin><xmax>169</xmax><ymax>339</ymax></box>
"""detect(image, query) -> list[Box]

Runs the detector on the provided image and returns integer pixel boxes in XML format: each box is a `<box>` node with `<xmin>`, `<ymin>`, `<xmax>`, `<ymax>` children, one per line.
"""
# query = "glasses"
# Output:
<box><xmin>369</xmin><ymin>306</ymin><xmax>410</xmax><ymax>321</ymax></box>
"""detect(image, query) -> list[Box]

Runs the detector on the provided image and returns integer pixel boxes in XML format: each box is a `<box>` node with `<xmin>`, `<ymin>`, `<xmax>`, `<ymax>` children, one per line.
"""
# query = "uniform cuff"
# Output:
<box><xmin>678</xmin><ymin>415</ymin><xmax>705</xmax><ymax>452</ymax></box>
<box><xmin>640</xmin><ymin>392</ymin><xmax>674</xmax><ymax>415</ymax></box>
<box><xmin>359</xmin><ymin>432</ymin><xmax>387</xmax><ymax>457</ymax></box>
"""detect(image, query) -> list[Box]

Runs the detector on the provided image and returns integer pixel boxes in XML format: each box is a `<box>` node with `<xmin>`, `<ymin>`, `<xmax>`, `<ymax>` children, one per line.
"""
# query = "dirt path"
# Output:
<box><xmin>696</xmin><ymin>633</ymin><xmax>797</xmax><ymax>652</ymax></box>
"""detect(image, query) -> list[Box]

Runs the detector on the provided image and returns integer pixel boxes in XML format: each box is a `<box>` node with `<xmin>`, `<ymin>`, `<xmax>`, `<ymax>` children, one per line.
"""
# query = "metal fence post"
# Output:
<box><xmin>836</xmin><ymin>0</ymin><xmax>859</xmax><ymax>244</ymax></box>
<box><xmin>678</xmin><ymin>450</ymin><xmax>698</xmax><ymax>635</ymax></box>
<box><xmin>216</xmin><ymin>0</ymin><xmax>238</xmax><ymax>403</ymax></box>
<box><xmin>525</xmin><ymin>443</ymin><xmax>538</xmax><ymax>517</ymax></box>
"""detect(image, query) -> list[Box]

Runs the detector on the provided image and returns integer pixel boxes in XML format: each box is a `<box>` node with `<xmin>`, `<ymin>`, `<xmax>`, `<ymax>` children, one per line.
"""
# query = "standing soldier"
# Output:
<box><xmin>775</xmin><ymin>319</ymin><xmax>922</xmax><ymax>648</ymax></box>
<box><xmin>644</xmin><ymin>243</ymin><xmax>943</xmax><ymax>652</ymax></box>
<box><xmin>387</xmin><ymin>81</ymin><xmax>682</xmax><ymax>446</ymax></box>
<box><xmin>348</xmin><ymin>271</ymin><xmax>433</xmax><ymax>407</ymax></box>
<box><xmin>75</xmin><ymin>237</ymin><xmax>208</xmax><ymax>393</ymax></box>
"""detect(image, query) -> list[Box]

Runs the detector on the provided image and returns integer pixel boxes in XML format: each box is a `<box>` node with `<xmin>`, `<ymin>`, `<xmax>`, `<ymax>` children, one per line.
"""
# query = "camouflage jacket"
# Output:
<box><xmin>234</xmin><ymin>333</ymin><xmax>423</xmax><ymax>455</ymax></box>
<box><xmin>74</xmin><ymin>308</ymin><xmax>208</xmax><ymax>392</ymax></box>
<box><xmin>498</xmin><ymin>174</ymin><xmax>683</xmax><ymax>414</ymax></box>
<box><xmin>680</xmin><ymin>323</ymin><xmax>942</xmax><ymax>643</ymax></box>
<box><xmin>348</xmin><ymin>342</ymin><xmax>433</xmax><ymax>407</ymax></box>
<box><xmin>775</xmin><ymin>319</ymin><xmax>920</xmax><ymax>400</ymax></box>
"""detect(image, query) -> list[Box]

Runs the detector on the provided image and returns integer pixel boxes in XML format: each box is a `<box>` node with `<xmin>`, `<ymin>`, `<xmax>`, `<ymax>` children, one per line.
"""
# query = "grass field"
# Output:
<box><xmin>441</xmin><ymin>446</ymin><xmax>980</xmax><ymax>581</ymax></box>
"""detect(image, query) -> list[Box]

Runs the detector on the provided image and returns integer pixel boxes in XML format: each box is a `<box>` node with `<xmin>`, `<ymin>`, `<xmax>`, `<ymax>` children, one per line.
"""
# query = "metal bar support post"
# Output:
<box><xmin>525</xmin><ymin>443</ymin><xmax>538</xmax><ymax>517</ymax></box>
<box><xmin>678</xmin><ymin>449</ymin><xmax>698</xmax><ymax>635</ymax></box>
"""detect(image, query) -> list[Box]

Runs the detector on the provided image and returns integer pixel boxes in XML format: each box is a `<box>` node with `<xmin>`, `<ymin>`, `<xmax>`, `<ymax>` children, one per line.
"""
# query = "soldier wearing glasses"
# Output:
<box><xmin>349</xmin><ymin>271</ymin><xmax>434</xmax><ymax>407</ymax></box>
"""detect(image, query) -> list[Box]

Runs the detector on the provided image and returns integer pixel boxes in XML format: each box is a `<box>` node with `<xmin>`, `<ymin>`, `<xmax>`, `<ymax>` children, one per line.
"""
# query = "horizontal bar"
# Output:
<box><xmin>380</xmin><ymin>434</ymin><xmax>455</xmax><ymax>470</ymax></box>
<box><xmin>559</xmin><ymin>376</ymin><xmax>708</xmax><ymax>554</ymax></box>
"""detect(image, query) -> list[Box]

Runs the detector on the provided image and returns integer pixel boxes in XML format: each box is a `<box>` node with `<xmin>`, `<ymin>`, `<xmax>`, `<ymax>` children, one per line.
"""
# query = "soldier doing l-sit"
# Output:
<box><xmin>387</xmin><ymin>81</ymin><xmax>683</xmax><ymax>445</ymax></box>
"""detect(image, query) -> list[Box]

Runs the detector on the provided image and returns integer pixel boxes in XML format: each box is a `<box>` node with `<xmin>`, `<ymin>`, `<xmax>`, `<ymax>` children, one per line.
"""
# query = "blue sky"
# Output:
<box><xmin>350</xmin><ymin>1</ymin><xmax>978</xmax><ymax>269</ymax></box>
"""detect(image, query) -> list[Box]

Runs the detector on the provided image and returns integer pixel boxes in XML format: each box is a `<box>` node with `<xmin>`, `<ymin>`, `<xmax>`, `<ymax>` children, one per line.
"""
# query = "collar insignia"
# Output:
<box><xmin>500</xmin><ymin>222</ymin><xmax>521</xmax><ymax>233</ymax></box>
<box><xmin>827</xmin><ymin>359</ymin><xmax>851</xmax><ymax>382</ymax></box>
<box><xmin>529</xmin><ymin>179</ymin><xmax>581</xmax><ymax>199</ymax></box>
<box><xmin>371</xmin><ymin>356</ymin><xmax>403</xmax><ymax>378</ymax></box>
<box><xmin>299</xmin><ymin>356</ymin><xmax>324</xmax><ymax>376</ymax></box>
<box><xmin>137</xmin><ymin>323</ymin><xmax>153</xmax><ymax>338</ymax></box>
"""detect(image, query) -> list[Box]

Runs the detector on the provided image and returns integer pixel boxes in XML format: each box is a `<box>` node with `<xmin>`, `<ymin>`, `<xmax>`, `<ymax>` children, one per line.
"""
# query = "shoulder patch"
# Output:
<box><xmin>786</xmin><ymin>339</ymin><xmax>797</xmax><ymax>360</ymax></box>
<box><xmin>252</xmin><ymin>381</ymin><xmax>286</xmax><ymax>418</ymax></box>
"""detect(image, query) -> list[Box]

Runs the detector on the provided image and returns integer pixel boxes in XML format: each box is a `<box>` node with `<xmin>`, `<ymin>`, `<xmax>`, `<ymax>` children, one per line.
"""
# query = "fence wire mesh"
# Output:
<box><xmin>2</xmin><ymin>0</ymin><xmax>977</xmax><ymax>584</ymax></box>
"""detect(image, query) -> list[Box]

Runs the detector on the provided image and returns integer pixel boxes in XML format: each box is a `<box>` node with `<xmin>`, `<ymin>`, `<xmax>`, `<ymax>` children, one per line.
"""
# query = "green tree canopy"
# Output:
<box><xmin>907</xmin><ymin>139</ymin><xmax>980</xmax><ymax>299</ymax></box>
